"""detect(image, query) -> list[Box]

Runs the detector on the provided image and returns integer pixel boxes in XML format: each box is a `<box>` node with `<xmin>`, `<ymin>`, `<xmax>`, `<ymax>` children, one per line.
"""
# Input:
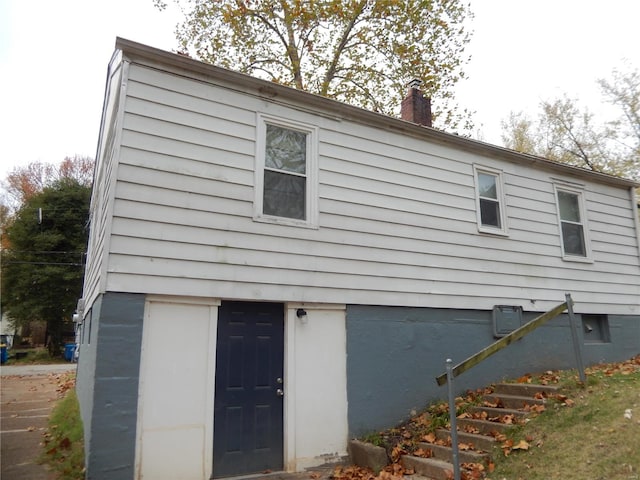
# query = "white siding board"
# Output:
<box><xmin>591</xmin><ymin>245</ymin><xmax>640</xmax><ymax>264</ymax></box>
<box><xmin>507</xmin><ymin>212</ymin><xmax>558</xmax><ymax>232</ymax></box>
<box><xmin>319</xmin><ymin>206</ymin><xmax>561</xmax><ymax>253</ymax></box>
<box><xmin>320</xmin><ymin>167</ymin><xmax>473</xmax><ymax>205</ymax></box>
<box><xmin>119</xmin><ymin>131</ymin><xmax>253</xmax><ymax>172</ymax></box>
<box><xmin>105</xmin><ymin>273</ymin><xmax>634</xmax><ymax>315</ymax></box>
<box><xmin>115</xmin><ymin>182</ymin><xmax>252</xmax><ymax>218</ymax></box>
<box><xmin>320</xmin><ymin>144</ymin><xmax>472</xmax><ymax>192</ymax></box>
<box><xmin>587</xmin><ymin>197</ymin><xmax>635</xmax><ymax>217</ymax></box>
<box><xmin>107</xmin><ymin>235</ymin><xmax>640</xmax><ymax>296</ymax></box>
<box><xmin>588</xmin><ymin>210</ymin><xmax>636</xmax><ymax>232</ymax></box>
<box><xmin>320</xmin><ymin>184</ymin><xmax>474</xmax><ymax>225</ymax></box>
<box><xmin>118</xmin><ymin>146</ymin><xmax>253</xmax><ymax>182</ymax></box>
<box><xmin>109</xmin><ymin>189</ymin><xmax>636</xmax><ymax>278</ymax></box>
<box><xmin>108</xmin><ymin>219</ymin><xmax>639</xmax><ymax>277</ymax></box>
<box><xmin>125</xmin><ymin>79</ymin><xmax>256</xmax><ymax>127</ymax></box>
<box><xmin>103</xmin><ymin>255</ymin><xmax>639</xmax><ymax>310</ymax></box>
<box><xmin>124</xmin><ymin>96</ymin><xmax>254</xmax><ymax>142</ymax></box>
<box><xmin>126</xmin><ymin>65</ymin><xmax>259</xmax><ymax>124</ymax></box>
<box><xmin>115</xmin><ymin>163</ymin><xmax>253</xmax><ymax>200</ymax></box>
<box><xmin>122</xmin><ymin>114</ymin><xmax>254</xmax><ymax>157</ymax></box>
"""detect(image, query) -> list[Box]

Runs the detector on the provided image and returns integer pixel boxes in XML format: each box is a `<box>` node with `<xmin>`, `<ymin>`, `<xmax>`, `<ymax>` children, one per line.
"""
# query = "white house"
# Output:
<box><xmin>75</xmin><ymin>38</ymin><xmax>640</xmax><ymax>480</ymax></box>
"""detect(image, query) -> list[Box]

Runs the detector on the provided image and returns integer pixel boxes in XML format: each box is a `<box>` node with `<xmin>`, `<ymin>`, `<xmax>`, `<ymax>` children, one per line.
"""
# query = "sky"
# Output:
<box><xmin>1</xmin><ymin>0</ymin><xmax>639</xmax><ymax>182</ymax></box>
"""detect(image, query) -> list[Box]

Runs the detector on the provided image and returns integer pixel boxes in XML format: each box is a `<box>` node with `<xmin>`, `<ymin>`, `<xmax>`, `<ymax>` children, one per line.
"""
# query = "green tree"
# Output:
<box><xmin>155</xmin><ymin>0</ymin><xmax>474</xmax><ymax>132</ymax></box>
<box><xmin>501</xmin><ymin>64</ymin><xmax>640</xmax><ymax>183</ymax></box>
<box><xmin>1</xmin><ymin>178</ymin><xmax>91</xmax><ymax>355</ymax></box>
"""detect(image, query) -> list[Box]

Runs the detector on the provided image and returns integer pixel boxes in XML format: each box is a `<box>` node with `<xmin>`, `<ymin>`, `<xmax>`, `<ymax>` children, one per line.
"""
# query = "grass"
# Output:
<box><xmin>488</xmin><ymin>359</ymin><xmax>640</xmax><ymax>480</ymax></box>
<box><xmin>40</xmin><ymin>374</ymin><xmax>85</xmax><ymax>479</ymax></box>
<box><xmin>6</xmin><ymin>346</ymin><xmax>70</xmax><ymax>365</ymax></box>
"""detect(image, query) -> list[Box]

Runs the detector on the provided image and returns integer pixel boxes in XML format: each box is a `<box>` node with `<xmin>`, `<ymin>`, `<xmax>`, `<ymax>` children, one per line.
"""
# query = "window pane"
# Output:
<box><xmin>263</xmin><ymin>170</ymin><xmax>306</xmax><ymax>220</ymax></box>
<box><xmin>478</xmin><ymin>173</ymin><xmax>497</xmax><ymax>199</ymax></box>
<box><xmin>558</xmin><ymin>191</ymin><xmax>581</xmax><ymax>222</ymax></box>
<box><xmin>265</xmin><ymin>124</ymin><xmax>306</xmax><ymax>174</ymax></box>
<box><xmin>561</xmin><ymin>222</ymin><xmax>586</xmax><ymax>256</ymax></box>
<box><xmin>480</xmin><ymin>198</ymin><xmax>501</xmax><ymax>227</ymax></box>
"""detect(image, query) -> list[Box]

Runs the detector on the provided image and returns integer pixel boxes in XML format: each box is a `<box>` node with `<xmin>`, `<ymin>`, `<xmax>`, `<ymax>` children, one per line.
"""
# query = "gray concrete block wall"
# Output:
<box><xmin>76</xmin><ymin>298</ymin><xmax>101</xmax><ymax>465</ymax></box>
<box><xmin>76</xmin><ymin>292</ymin><xmax>145</xmax><ymax>479</ymax></box>
<box><xmin>345</xmin><ymin>305</ymin><xmax>640</xmax><ymax>437</ymax></box>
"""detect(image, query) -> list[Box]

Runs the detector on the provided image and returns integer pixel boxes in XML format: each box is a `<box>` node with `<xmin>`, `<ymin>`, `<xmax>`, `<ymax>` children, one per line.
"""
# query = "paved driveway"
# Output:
<box><xmin>1</xmin><ymin>364</ymin><xmax>76</xmax><ymax>480</ymax></box>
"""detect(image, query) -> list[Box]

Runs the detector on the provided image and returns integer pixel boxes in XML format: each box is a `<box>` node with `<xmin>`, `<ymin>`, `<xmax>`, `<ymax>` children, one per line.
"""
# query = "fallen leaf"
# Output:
<box><xmin>422</xmin><ymin>432</ymin><xmax>436</xmax><ymax>443</ymax></box>
<box><xmin>512</xmin><ymin>439</ymin><xmax>530</xmax><ymax>450</ymax></box>
<box><xmin>413</xmin><ymin>448</ymin><xmax>433</xmax><ymax>458</ymax></box>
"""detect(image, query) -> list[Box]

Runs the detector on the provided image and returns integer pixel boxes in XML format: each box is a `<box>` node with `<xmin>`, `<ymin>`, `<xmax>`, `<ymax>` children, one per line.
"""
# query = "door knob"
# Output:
<box><xmin>276</xmin><ymin>389</ymin><xmax>284</xmax><ymax>397</ymax></box>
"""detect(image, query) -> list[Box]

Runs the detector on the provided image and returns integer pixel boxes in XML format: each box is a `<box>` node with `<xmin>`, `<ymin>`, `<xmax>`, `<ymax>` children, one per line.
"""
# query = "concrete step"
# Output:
<box><xmin>457</xmin><ymin>417</ymin><xmax>513</xmax><ymax>435</ymax></box>
<box><xmin>415</xmin><ymin>441</ymin><xmax>490</xmax><ymax>464</ymax></box>
<box><xmin>435</xmin><ymin>428</ymin><xmax>496</xmax><ymax>452</ymax></box>
<box><xmin>482</xmin><ymin>393</ymin><xmax>545</xmax><ymax>410</ymax></box>
<box><xmin>401</xmin><ymin>455</ymin><xmax>453</xmax><ymax>480</ymax></box>
<box><xmin>494</xmin><ymin>382</ymin><xmax>560</xmax><ymax>397</ymax></box>
<box><xmin>467</xmin><ymin>405</ymin><xmax>529</xmax><ymax>420</ymax></box>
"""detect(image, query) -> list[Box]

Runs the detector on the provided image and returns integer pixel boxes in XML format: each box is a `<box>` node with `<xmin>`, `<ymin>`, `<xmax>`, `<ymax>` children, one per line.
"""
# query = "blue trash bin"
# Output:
<box><xmin>64</xmin><ymin>343</ymin><xmax>76</xmax><ymax>362</ymax></box>
<box><xmin>0</xmin><ymin>344</ymin><xmax>7</xmax><ymax>364</ymax></box>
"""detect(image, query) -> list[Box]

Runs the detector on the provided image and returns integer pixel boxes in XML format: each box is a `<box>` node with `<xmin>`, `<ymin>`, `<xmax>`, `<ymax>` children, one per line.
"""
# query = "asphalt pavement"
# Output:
<box><xmin>1</xmin><ymin>363</ymin><xmax>76</xmax><ymax>480</ymax></box>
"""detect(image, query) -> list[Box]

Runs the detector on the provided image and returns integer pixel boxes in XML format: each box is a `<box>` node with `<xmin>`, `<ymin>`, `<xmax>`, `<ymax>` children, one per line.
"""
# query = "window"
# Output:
<box><xmin>255</xmin><ymin>115</ymin><xmax>318</xmax><ymax>227</ymax></box>
<box><xmin>581</xmin><ymin>314</ymin><xmax>610</xmax><ymax>344</ymax></box>
<box><xmin>555</xmin><ymin>186</ymin><xmax>591</xmax><ymax>260</ymax></box>
<box><xmin>473</xmin><ymin>165</ymin><xmax>508</xmax><ymax>235</ymax></box>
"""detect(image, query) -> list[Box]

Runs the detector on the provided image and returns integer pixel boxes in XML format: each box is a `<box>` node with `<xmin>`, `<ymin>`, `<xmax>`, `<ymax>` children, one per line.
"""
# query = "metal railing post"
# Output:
<box><xmin>446</xmin><ymin>359</ymin><xmax>461</xmax><ymax>480</ymax></box>
<box><xmin>565</xmin><ymin>293</ymin><xmax>586</xmax><ymax>383</ymax></box>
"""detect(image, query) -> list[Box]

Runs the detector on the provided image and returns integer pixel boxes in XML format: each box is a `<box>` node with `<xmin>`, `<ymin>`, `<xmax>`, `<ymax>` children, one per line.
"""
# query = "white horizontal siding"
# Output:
<box><xmin>106</xmin><ymin>234</ymin><xmax>639</xmax><ymax>297</ymax></box>
<box><xmin>82</xmin><ymin>59</ymin><xmax>125</xmax><ymax>310</ymax></box>
<box><xmin>97</xmin><ymin>61</ymin><xmax>640</xmax><ymax>314</ymax></box>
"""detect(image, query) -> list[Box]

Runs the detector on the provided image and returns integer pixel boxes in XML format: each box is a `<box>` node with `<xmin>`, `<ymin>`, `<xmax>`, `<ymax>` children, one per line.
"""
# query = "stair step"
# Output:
<box><xmin>457</xmin><ymin>417</ymin><xmax>513</xmax><ymax>435</ymax></box>
<box><xmin>482</xmin><ymin>393</ymin><xmax>545</xmax><ymax>409</ymax></box>
<box><xmin>494</xmin><ymin>382</ymin><xmax>560</xmax><ymax>397</ymax></box>
<box><xmin>401</xmin><ymin>455</ymin><xmax>453</xmax><ymax>480</ymax></box>
<box><xmin>435</xmin><ymin>429</ymin><xmax>496</xmax><ymax>452</ymax></box>
<box><xmin>416</xmin><ymin>442</ymin><xmax>490</xmax><ymax>464</ymax></box>
<box><xmin>468</xmin><ymin>405</ymin><xmax>529</xmax><ymax>419</ymax></box>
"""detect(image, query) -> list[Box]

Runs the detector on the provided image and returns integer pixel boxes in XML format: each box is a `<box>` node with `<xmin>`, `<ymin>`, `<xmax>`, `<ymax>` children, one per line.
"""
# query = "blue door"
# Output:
<box><xmin>213</xmin><ymin>301</ymin><xmax>284</xmax><ymax>477</ymax></box>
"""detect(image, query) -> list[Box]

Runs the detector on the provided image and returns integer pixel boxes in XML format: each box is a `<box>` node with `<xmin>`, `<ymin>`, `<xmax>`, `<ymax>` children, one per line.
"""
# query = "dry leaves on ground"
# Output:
<box><xmin>50</xmin><ymin>372</ymin><xmax>76</xmax><ymax>397</ymax></box>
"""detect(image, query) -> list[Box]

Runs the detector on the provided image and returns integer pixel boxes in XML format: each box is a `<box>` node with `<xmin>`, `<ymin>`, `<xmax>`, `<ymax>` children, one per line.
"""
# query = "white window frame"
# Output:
<box><xmin>473</xmin><ymin>165</ymin><xmax>508</xmax><ymax>236</ymax></box>
<box><xmin>553</xmin><ymin>184</ymin><xmax>592</xmax><ymax>262</ymax></box>
<box><xmin>254</xmin><ymin>113</ymin><xmax>319</xmax><ymax>228</ymax></box>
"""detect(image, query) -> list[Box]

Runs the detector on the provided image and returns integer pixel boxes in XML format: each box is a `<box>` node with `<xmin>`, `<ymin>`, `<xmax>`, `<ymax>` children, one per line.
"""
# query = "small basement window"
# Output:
<box><xmin>582</xmin><ymin>314</ymin><xmax>610</xmax><ymax>344</ymax></box>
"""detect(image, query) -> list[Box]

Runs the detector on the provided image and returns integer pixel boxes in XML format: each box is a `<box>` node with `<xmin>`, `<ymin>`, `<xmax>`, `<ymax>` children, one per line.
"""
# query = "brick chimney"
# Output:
<box><xmin>400</xmin><ymin>79</ymin><xmax>432</xmax><ymax>127</ymax></box>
